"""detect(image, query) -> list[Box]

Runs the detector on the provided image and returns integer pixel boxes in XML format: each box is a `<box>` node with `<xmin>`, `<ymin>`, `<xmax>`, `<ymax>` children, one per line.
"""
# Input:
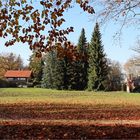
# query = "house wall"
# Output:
<box><xmin>7</xmin><ymin>77</ymin><xmax>27</xmax><ymax>81</ymax></box>
<box><xmin>6</xmin><ymin>77</ymin><xmax>29</xmax><ymax>86</ymax></box>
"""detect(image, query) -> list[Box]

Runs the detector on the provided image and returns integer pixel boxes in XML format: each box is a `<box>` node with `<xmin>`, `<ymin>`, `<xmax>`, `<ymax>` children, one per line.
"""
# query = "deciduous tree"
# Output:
<box><xmin>107</xmin><ymin>59</ymin><xmax>122</xmax><ymax>91</ymax></box>
<box><xmin>124</xmin><ymin>57</ymin><xmax>140</xmax><ymax>77</ymax></box>
<box><xmin>0</xmin><ymin>53</ymin><xmax>23</xmax><ymax>78</ymax></box>
<box><xmin>42</xmin><ymin>43</ymin><xmax>84</xmax><ymax>90</ymax></box>
<box><xmin>91</xmin><ymin>0</ymin><xmax>140</xmax><ymax>41</ymax></box>
<box><xmin>0</xmin><ymin>0</ymin><xmax>94</xmax><ymax>55</ymax></box>
<box><xmin>94</xmin><ymin>1</ymin><xmax>140</xmax><ymax>26</ymax></box>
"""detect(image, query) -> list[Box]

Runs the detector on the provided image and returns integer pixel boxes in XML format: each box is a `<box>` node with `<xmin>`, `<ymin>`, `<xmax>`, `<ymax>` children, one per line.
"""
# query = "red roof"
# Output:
<box><xmin>4</xmin><ymin>70</ymin><xmax>32</xmax><ymax>78</ymax></box>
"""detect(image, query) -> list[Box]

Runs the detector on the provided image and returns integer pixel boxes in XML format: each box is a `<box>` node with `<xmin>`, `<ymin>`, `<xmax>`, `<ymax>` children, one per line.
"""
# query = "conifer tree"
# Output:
<box><xmin>42</xmin><ymin>42</ymin><xmax>89</xmax><ymax>90</ymax></box>
<box><xmin>42</xmin><ymin>50</ymin><xmax>65</xmax><ymax>89</ymax></box>
<box><xmin>77</xmin><ymin>28</ymin><xmax>87</xmax><ymax>53</ymax></box>
<box><xmin>56</xmin><ymin>59</ymin><xmax>66</xmax><ymax>90</ymax></box>
<box><xmin>29</xmin><ymin>52</ymin><xmax>44</xmax><ymax>86</ymax></box>
<box><xmin>66</xmin><ymin>60</ymin><xmax>78</xmax><ymax>90</ymax></box>
<box><xmin>55</xmin><ymin>44</ymin><xmax>81</xmax><ymax>90</ymax></box>
<box><xmin>88</xmin><ymin>23</ymin><xmax>108</xmax><ymax>91</ymax></box>
<box><xmin>77</xmin><ymin>28</ymin><xmax>88</xmax><ymax>90</ymax></box>
<box><xmin>58</xmin><ymin>46</ymin><xmax>76</xmax><ymax>90</ymax></box>
<box><xmin>42</xmin><ymin>51</ymin><xmax>56</xmax><ymax>89</ymax></box>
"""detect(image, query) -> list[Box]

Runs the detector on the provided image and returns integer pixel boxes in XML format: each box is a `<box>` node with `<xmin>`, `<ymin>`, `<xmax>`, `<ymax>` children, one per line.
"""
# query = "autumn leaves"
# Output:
<box><xmin>0</xmin><ymin>0</ymin><xmax>94</xmax><ymax>57</ymax></box>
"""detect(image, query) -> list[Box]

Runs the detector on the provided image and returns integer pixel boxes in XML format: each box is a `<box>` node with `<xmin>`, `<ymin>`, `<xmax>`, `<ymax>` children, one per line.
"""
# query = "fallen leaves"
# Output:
<box><xmin>0</xmin><ymin>122</ymin><xmax>140</xmax><ymax>139</ymax></box>
<box><xmin>0</xmin><ymin>103</ymin><xmax>140</xmax><ymax>139</ymax></box>
<box><xmin>0</xmin><ymin>103</ymin><xmax>140</xmax><ymax>121</ymax></box>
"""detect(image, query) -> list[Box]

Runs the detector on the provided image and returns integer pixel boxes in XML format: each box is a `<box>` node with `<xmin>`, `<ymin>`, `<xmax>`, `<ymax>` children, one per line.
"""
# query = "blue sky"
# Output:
<box><xmin>0</xmin><ymin>4</ymin><xmax>139</xmax><ymax>65</ymax></box>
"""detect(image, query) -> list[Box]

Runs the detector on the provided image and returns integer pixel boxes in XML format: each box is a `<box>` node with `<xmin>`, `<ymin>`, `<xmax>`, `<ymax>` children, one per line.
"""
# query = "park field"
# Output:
<box><xmin>0</xmin><ymin>88</ymin><xmax>140</xmax><ymax>139</ymax></box>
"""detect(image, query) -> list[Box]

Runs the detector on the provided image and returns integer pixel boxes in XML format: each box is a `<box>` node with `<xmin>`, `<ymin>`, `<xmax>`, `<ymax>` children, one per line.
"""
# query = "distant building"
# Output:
<box><xmin>4</xmin><ymin>70</ymin><xmax>32</xmax><ymax>86</ymax></box>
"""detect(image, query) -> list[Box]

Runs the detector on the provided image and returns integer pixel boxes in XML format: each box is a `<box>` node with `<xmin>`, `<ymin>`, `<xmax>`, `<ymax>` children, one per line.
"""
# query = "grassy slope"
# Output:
<box><xmin>0</xmin><ymin>88</ymin><xmax>140</xmax><ymax>106</ymax></box>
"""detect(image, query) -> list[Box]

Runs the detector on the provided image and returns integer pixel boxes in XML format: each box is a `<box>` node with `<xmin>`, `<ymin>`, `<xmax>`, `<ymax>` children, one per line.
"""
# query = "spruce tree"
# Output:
<box><xmin>88</xmin><ymin>23</ymin><xmax>108</xmax><ymax>91</ymax></box>
<box><xmin>77</xmin><ymin>28</ymin><xmax>88</xmax><ymax>90</ymax></box>
<box><xmin>42</xmin><ymin>51</ymin><xmax>56</xmax><ymax>89</ymax></box>
<box><xmin>42</xmin><ymin>50</ymin><xmax>65</xmax><ymax>89</ymax></box>
<box><xmin>66</xmin><ymin>59</ymin><xmax>78</xmax><ymax>90</ymax></box>
<box><xmin>59</xmin><ymin>46</ymin><xmax>76</xmax><ymax>90</ymax></box>
<box><xmin>29</xmin><ymin>52</ymin><xmax>44</xmax><ymax>86</ymax></box>
<box><xmin>77</xmin><ymin>28</ymin><xmax>87</xmax><ymax>53</ymax></box>
<box><xmin>55</xmin><ymin>57</ymin><xmax>66</xmax><ymax>90</ymax></box>
<box><xmin>63</xmin><ymin>44</ymin><xmax>84</xmax><ymax>90</ymax></box>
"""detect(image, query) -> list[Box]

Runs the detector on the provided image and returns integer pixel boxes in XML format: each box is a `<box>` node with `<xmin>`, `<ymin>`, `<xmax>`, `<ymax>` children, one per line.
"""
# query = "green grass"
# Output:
<box><xmin>0</xmin><ymin>88</ymin><xmax>140</xmax><ymax>106</ymax></box>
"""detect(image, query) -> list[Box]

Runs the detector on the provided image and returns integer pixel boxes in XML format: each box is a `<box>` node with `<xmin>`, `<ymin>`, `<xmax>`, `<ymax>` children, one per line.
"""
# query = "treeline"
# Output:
<box><xmin>0</xmin><ymin>53</ymin><xmax>24</xmax><ymax>79</ymax></box>
<box><xmin>0</xmin><ymin>23</ymin><xmax>123</xmax><ymax>90</ymax></box>
<box><xmin>0</xmin><ymin>53</ymin><xmax>26</xmax><ymax>87</ymax></box>
<box><xmin>30</xmin><ymin>23</ymin><xmax>123</xmax><ymax>91</ymax></box>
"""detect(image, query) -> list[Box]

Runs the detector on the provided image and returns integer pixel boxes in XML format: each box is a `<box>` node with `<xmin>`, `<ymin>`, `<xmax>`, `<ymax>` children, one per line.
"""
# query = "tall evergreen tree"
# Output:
<box><xmin>62</xmin><ymin>44</ymin><xmax>84</xmax><ymax>90</ymax></box>
<box><xmin>77</xmin><ymin>28</ymin><xmax>88</xmax><ymax>90</ymax></box>
<box><xmin>55</xmin><ymin>58</ymin><xmax>66</xmax><ymax>90</ymax></box>
<box><xmin>42</xmin><ymin>42</ymin><xmax>89</xmax><ymax>90</ymax></box>
<box><xmin>56</xmin><ymin>46</ymin><xmax>79</xmax><ymax>90</ymax></box>
<box><xmin>42</xmin><ymin>51</ymin><xmax>55</xmax><ymax>89</ymax></box>
<box><xmin>66</xmin><ymin>59</ymin><xmax>78</xmax><ymax>90</ymax></box>
<box><xmin>77</xmin><ymin>28</ymin><xmax>87</xmax><ymax>53</ymax></box>
<box><xmin>88</xmin><ymin>23</ymin><xmax>108</xmax><ymax>91</ymax></box>
<box><xmin>56</xmin><ymin>44</ymin><xmax>81</xmax><ymax>90</ymax></box>
<box><xmin>29</xmin><ymin>52</ymin><xmax>44</xmax><ymax>86</ymax></box>
<box><xmin>42</xmin><ymin>50</ymin><xmax>65</xmax><ymax>89</ymax></box>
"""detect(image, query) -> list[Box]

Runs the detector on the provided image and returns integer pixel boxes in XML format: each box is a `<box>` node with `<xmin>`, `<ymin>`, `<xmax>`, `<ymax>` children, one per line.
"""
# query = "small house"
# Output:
<box><xmin>4</xmin><ymin>70</ymin><xmax>32</xmax><ymax>86</ymax></box>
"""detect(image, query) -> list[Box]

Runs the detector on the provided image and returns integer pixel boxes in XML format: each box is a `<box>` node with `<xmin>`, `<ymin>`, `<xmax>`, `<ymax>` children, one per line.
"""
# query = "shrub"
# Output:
<box><xmin>0</xmin><ymin>79</ymin><xmax>9</xmax><ymax>87</ymax></box>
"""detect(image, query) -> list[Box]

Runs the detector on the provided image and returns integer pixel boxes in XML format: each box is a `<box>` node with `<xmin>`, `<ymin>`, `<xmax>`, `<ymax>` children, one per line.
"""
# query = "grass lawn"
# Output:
<box><xmin>0</xmin><ymin>88</ymin><xmax>140</xmax><ymax>105</ymax></box>
<box><xmin>0</xmin><ymin>88</ymin><xmax>140</xmax><ymax>139</ymax></box>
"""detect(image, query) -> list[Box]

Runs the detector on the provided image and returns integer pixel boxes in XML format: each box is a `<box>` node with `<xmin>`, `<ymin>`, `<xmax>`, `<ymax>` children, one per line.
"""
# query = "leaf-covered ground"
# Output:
<box><xmin>0</xmin><ymin>103</ymin><xmax>140</xmax><ymax>120</ymax></box>
<box><xmin>0</xmin><ymin>88</ymin><xmax>140</xmax><ymax>139</ymax></box>
<box><xmin>0</xmin><ymin>122</ymin><xmax>140</xmax><ymax>139</ymax></box>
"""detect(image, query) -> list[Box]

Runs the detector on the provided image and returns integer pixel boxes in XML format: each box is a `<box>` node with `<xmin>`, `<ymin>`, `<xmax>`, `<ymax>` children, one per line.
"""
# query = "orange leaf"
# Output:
<box><xmin>51</xmin><ymin>12</ymin><xmax>57</xmax><ymax>20</ymax></box>
<box><xmin>76</xmin><ymin>0</ymin><xmax>81</xmax><ymax>4</ymax></box>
